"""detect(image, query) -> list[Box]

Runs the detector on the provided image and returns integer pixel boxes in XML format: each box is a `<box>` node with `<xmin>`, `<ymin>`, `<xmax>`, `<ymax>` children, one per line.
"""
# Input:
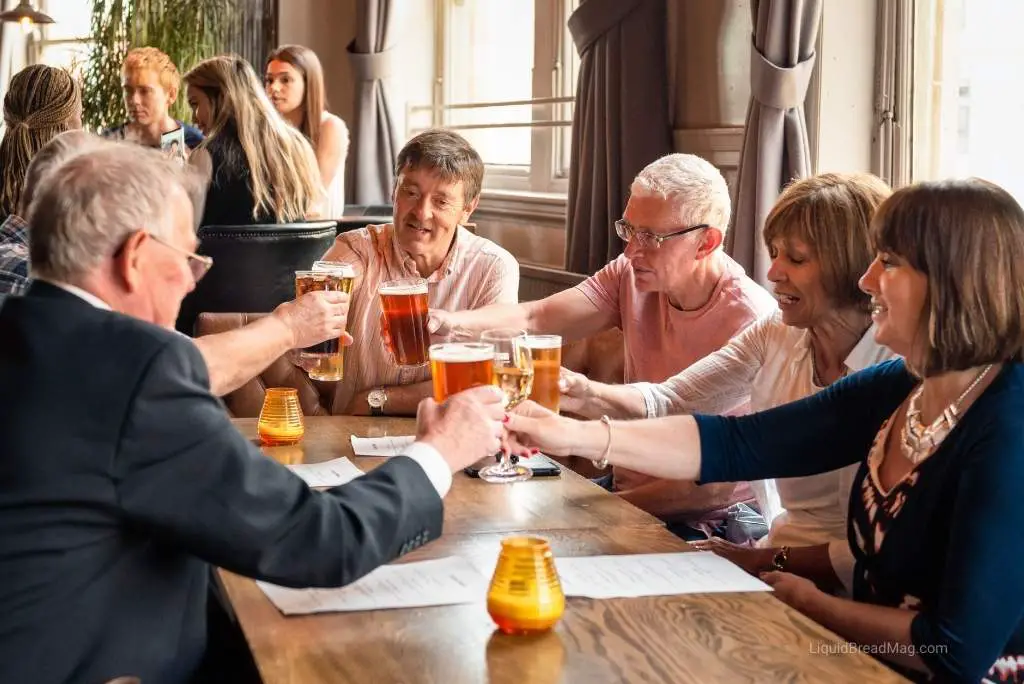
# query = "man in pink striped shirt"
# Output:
<box><xmin>320</xmin><ymin>129</ymin><xmax>518</xmax><ymax>415</ymax></box>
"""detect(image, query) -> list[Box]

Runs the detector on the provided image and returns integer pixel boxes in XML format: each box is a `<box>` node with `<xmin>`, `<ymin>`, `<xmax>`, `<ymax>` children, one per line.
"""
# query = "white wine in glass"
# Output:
<box><xmin>479</xmin><ymin>328</ymin><xmax>534</xmax><ymax>484</ymax></box>
<box><xmin>492</xmin><ymin>365</ymin><xmax>534</xmax><ymax>409</ymax></box>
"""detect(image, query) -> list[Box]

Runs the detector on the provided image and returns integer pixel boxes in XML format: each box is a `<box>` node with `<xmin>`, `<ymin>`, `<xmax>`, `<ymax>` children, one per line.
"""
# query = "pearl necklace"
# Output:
<box><xmin>900</xmin><ymin>364</ymin><xmax>995</xmax><ymax>465</ymax></box>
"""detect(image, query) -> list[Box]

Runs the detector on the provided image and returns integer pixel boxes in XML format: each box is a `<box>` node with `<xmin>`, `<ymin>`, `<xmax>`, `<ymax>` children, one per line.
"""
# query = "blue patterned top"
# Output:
<box><xmin>698</xmin><ymin>359</ymin><xmax>1024</xmax><ymax>683</ymax></box>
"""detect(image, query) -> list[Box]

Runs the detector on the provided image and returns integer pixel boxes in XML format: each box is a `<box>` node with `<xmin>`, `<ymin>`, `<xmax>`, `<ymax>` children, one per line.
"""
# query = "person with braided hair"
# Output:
<box><xmin>0</xmin><ymin>64</ymin><xmax>81</xmax><ymax>295</ymax></box>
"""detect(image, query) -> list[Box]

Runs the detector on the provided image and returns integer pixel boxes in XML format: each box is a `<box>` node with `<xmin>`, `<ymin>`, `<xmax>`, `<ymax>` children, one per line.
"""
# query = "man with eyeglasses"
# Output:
<box><xmin>0</xmin><ymin>131</ymin><xmax>353</xmax><ymax>397</ymax></box>
<box><xmin>433</xmin><ymin>153</ymin><xmax>776</xmax><ymax>541</ymax></box>
<box><xmin>0</xmin><ymin>141</ymin><xmax>509</xmax><ymax>684</ymax></box>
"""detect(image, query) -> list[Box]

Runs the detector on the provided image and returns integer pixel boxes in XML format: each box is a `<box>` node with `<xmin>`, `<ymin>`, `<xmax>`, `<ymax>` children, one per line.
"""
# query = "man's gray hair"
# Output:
<box><xmin>630</xmin><ymin>153</ymin><xmax>732</xmax><ymax>233</ymax></box>
<box><xmin>28</xmin><ymin>142</ymin><xmax>206</xmax><ymax>283</ymax></box>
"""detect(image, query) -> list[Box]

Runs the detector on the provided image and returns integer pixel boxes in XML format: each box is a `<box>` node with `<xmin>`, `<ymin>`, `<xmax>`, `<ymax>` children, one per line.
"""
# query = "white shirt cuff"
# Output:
<box><xmin>633</xmin><ymin>383</ymin><xmax>663</xmax><ymax>419</ymax></box>
<box><xmin>401</xmin><ymin>441</ymin><xmax>453</xmax><ymax>498</ymax></box>
<box><xmin>827</xmin><ymin>539</ymin><xmax>856</xmax><ymax>596</ymax></box>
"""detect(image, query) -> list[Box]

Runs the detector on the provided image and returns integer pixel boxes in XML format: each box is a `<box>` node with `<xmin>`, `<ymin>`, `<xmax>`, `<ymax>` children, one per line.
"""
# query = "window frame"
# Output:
<box><xmin>418</xmin><ymin>0</ymin><xmax>578</xmax><ymax>198</ymax></box>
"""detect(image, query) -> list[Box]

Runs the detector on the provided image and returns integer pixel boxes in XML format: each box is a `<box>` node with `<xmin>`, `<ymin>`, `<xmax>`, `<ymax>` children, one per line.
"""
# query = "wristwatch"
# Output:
<box><xmin>367</xmin><ymin>387</ymin><xmax>388</xmax><ymax>417</ymax></box>
<box><xmin>771</xmin><ymin>545</ymin><xmax>791</xmax><ymax>572</ymax></box>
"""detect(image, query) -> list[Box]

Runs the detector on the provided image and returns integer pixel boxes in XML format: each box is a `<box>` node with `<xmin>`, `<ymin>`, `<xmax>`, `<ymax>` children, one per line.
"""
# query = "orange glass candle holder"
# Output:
<box><xmin>257</xmin><ymin>388</ymin><xmax>305</xmax><ymax>446</ymax></box>
<box><xmin>487</xmin><ymin>536</ymin><xmax>565</xmax><ymax>635</ymax></box>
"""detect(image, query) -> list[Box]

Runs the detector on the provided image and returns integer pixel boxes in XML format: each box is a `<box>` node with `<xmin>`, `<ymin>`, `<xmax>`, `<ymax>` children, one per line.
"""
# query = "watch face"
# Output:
<box><xmin>368</xmin><ymin>389</ymin><xmax>386</xmax><ymax>408</ymax></box>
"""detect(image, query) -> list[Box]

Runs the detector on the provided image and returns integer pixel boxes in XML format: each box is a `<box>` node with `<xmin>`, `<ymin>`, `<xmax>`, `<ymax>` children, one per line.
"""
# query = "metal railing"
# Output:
<box><xmin>407</xmin><ymin>95</ymin><xmax>575</xmax><ymax>134</ymax></box>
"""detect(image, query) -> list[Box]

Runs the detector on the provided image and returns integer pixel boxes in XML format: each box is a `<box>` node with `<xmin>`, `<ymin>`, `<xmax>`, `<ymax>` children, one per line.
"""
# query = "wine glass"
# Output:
<box><xmin>479</xmin><ymin>328</ymin><xmax>534</xmax><ymax>483</ymax></box>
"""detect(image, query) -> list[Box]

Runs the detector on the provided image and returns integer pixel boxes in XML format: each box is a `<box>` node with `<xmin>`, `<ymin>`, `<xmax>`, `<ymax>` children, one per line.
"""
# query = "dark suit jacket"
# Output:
<box><xmin>0</xmin><ymin>281</ymin><xmax>444</xmax><ymax>684</ymax></box>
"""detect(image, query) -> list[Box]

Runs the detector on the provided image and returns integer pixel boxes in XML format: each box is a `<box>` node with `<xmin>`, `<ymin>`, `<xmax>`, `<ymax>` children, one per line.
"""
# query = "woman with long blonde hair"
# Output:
<box><xmin>183</xmin><ymin>55</ymin><xmax>321</xmax><ymax>225</ymax></box>
<box><xmin>265</xmin><ymin>45</ymin><xmax>349</xmax><ymax>219</ymax></box>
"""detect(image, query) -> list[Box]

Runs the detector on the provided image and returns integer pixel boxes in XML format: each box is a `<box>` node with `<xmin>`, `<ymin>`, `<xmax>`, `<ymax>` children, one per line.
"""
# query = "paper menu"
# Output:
<box><xmin>554</xmin><ymin>552</ymin><xmax>772</xmax><ymax>599</ymax></box>
<box><xmin>257</xmin><ymin>556</ymin><xmax>486</xmax><ymax>615</ymax></box>
<box><xmin>287</xmin><ymin>457</ymin><xmax>364</xmax><ymax>488</ymax></box>
<box><xmin>350</xmin><ymin>435</ymin><xmax>415</xmax><ymax>457</ymax></box>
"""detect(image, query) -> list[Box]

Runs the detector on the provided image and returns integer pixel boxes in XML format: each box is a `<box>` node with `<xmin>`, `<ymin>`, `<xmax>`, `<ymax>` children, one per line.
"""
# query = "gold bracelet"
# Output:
<box><xmin>593</xmin><ymin>415</ymin><xmax>612</xmax><ymax>469</ymax></box>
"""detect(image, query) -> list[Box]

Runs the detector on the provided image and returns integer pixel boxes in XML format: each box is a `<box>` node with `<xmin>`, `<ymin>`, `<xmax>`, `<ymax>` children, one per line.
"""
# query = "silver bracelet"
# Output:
<box><xmin>593</xmin><ymin>415</ymin><xmax>612</xmax><ymax>469</ymax></box>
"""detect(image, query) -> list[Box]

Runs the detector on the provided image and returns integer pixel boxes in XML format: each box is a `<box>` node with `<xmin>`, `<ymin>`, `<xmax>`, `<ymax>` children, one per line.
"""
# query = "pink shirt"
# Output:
<box><xmin>576</xmin><ymin>253</ymin><xmax>777</xmax><ymax>385</ymax></box>
<box><xmin>321</xmin><ymin>224</ymin><xmax>519</xmax><ymax>413</ymax></box>
<box><xmin>575</xmin><ymin>253</ymin><xmax>777</xmax><ymax>520</ymax></box>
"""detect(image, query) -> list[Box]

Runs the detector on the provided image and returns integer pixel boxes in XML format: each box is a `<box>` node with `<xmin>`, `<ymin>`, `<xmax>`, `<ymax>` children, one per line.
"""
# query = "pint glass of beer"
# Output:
<box><xmin>379</xmin><ymin>277</ymin><xmax>430</xmax><ymax>367</ymax></box>
<box><xmin>523</xmin><ymin>335</ymin><xmax>562</xmax><ymax>413</ymax></box>
<box><xmin>295</xmin><ymin>264</ymin><xmax>356</xmax><ymax>381</ymax></box>
<box><xmin>428</xmin><ymin>342</ymin><xmax>495</xmax><ymax>402</ymax></box>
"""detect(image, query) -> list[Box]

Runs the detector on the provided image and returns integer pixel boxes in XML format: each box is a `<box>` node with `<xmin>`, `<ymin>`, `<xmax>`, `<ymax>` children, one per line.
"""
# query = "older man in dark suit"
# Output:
<box><xmin>0</xmin><ymin>143</ymin><xmax>506</xmax><ymax>684</ymax></box>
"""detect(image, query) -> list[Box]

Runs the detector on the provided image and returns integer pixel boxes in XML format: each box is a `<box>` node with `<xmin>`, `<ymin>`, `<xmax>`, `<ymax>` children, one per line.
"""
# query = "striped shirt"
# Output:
<box><xmin>321</xmin><ymin>223</ymin><xmax>519</xmax><ymax>413</ymax></box>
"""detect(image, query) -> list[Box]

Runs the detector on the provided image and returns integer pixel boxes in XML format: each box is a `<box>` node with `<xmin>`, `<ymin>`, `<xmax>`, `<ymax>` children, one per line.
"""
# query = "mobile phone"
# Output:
<box><xmin>160</xmin><ymin>127</ymin><xmax>187</xmax><ymax>162</ymax></box>
<box><xmin>464</xmin><ymin>452</ymin><xmax>562</xmax><ymax>478</ymax></box>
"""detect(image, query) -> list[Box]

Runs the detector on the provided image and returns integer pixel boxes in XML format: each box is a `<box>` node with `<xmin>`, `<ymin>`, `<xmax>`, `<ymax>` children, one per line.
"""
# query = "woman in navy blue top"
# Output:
<box><xmin>508</xmin><ymin>179</ymin><xmax>1024</xmax><ymax>683</ymax></box>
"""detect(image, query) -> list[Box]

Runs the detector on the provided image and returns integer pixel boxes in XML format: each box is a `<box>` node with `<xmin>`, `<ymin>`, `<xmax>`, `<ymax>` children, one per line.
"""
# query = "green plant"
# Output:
<box><xmin>81</xmin><ymin>0</ymin><xmax>233</xmax><ymax>131</ymax></box>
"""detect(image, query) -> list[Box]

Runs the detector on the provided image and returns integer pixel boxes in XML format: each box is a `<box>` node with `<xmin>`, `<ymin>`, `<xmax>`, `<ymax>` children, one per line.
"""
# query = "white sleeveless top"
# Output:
<box><xmin>322</xmin><ymin>116</ymin><xmax>349</xmax><ymax>220</ymax></box>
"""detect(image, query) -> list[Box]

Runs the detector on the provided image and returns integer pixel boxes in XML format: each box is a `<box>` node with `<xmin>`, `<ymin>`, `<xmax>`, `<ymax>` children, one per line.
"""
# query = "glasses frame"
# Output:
<box><xmin>614</xmin><ymin>219</ymin><xmax>710</xmax><ymax>249</ymax></box>
<box><xmin>148</xmin><ymin>232</ymin><xmax>214</xmax><ymax>282</ymax></box>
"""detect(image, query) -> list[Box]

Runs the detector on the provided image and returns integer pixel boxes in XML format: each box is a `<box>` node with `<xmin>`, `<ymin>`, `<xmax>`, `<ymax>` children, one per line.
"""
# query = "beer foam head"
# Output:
<box><xmin>429</xmin><ymin>343</ymin><xmax>494</xmax><ymax>363</ymax></box>
<box><xmin>380</xmin><ymin>279</ymin><xmax>428</xmax><ymax>295</ymax></box>
<box><xmin>523</xmin><ymin>335</ymin><xmax>562</xmax><ymax>349</ymax></box>
<box><xmin>312</xmin><ymin>261</ymin><xmax>357</xmax><ymax>278</ymax></box>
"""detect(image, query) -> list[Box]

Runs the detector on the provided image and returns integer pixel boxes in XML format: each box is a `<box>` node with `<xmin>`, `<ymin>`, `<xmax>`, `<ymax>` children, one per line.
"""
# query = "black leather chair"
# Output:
<box><xmin>336</xmin><ymin>204</ymin><xmax>392</xmax><ymax>234</ymax></box>
<box><xmin>176</xmin><ymin>221</ymin><xmax>338</xmax><ymax>335</ymax></box>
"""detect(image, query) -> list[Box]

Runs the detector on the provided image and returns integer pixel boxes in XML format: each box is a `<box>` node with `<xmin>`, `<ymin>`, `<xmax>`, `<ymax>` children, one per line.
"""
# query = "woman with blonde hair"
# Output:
<box><xmin>184</xmin><ymin>54</ymin><xmax>321</xmax><ymax>226</ymax></box>
<box><xmin>265</xmin><ymin>44</ymin><xmax>349</xmax><ymax>218</ymax></box>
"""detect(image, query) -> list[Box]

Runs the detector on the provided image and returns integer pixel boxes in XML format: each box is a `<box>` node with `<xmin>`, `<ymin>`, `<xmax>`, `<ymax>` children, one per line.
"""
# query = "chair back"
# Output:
<box><xmin>195</xmin><ymin>312</ymin><xmax>336</xmax><ymax>417</ymax></box>
<box><xmin>176</xmin><ymin>221</ymin><xmax>337</xmax><ymax>335</ymax></box>
<box><xmin>561</xmin><ymin>327</ymin><xmax>625</xmax><ymax>385</ymax></box>
<box><xmin>337</xmin><ymin>204</ymin><xmax>392</xmax><ymax>235</ymax></box>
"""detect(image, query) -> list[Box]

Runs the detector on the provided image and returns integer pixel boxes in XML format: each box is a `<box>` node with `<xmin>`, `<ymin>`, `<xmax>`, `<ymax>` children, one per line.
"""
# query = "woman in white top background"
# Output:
<box><xmin>559</xmin><ymin>173</ymin><xmax>895</xmax><ymax>592</ymax></box>
<box><xmin>265</xmin><ymin>45</ymin><xmax>350</xmax><ymax>219</ymax></box>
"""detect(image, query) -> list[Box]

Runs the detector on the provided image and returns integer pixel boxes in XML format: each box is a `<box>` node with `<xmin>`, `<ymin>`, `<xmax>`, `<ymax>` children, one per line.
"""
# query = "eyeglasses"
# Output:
<box><xmin>614</xmin><ymin>219</ymin><xmax>710</xmax><ymax>249</ymax></box>
<box><xmin>148</xmin><ymin>233</ymin><xmax>214</xmax><ymax>282</ymax></box>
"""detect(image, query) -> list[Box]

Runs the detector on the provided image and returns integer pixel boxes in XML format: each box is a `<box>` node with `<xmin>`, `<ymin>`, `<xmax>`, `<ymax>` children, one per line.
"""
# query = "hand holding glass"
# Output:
<box><xmin>295</xmin><ymin>264</ymin><xmax>355</xmax><ymax>381</ymax></box>
<box><xmin>523</xmin><ymin>335</ymin><xmax>562</xmax><ymax>412</ymax></box>
<box><xmin>479</xmin><ymin>328</ymin><xmax>534</xmax><ymax>483</ymax></box>
<box><xmin>379</xmin><ymin>277</ymin><xmax>430</xmax><ymax>367</ymax></box>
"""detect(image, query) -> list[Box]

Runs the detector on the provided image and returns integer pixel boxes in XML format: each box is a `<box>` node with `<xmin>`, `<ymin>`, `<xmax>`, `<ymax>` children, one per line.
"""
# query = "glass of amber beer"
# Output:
<box><xmin>479</xmin><ymin>328</ymin><xmax>534</xmax><ymax>484</ymax></box>
<box><xmin>523</xmin><ymin>335</ymin><xmax>562</xmax><ymax>413</ymax></box>
<box><xmin>429</xmin><ymin>342</ymin><xmax>495</xmax><ymax>401</ymax></box>
<box><xmin>295</xmin><ymin>264</ymin><xmax>355</xmax><ymax>381</ymax></box>
<box><xmin>379</xmin><ymin>277</ymin><xmax>430</xmax><ymax>367</ymax></box>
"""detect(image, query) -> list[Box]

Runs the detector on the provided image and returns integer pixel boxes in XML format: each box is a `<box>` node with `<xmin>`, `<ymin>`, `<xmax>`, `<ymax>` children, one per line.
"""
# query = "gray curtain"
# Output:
<box><xmin>346</xmin><ymin>0</ymin><xmax>400</xmax><ymax>206</ymax></box>
<box><xmin>0</xmin><ymin>0</ymin><xmax>11</xmax><ymax>101</ymax></box>
<box><xmin>727</xmin><ymin>0</ymin><xmax>822</xmax><ymax>285</ymax></box>
<box><xmin>565</xmin><ymin>0</ymin><xmax>672</xmax><ymax>275</ymax></box>
<box><xmin>872</xmin><ymin>0</ymin><xmax>913</xmax><ymax>188</ymax></box>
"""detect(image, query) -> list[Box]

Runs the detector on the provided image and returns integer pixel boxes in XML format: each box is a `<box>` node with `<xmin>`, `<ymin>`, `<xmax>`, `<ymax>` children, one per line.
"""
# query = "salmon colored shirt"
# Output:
<box><xmin>575</xmin><ymin>253</ymin><xmax>778</xmax><ymax>522</ymax></box>
<box><xmin>321</xmin><ymin>224</ymin><xmax>519</xmax><ymax>413</ymax></box>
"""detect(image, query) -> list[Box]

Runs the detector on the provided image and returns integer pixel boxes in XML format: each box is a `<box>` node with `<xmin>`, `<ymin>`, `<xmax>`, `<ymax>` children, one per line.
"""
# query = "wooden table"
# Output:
<box><xmin>222</xmin><ymin>417</ymin><xmax>906</xmax><ymax>683</ymax></box>
<box><xmin>234</xmin><ymin>416</ymin><xmax>663</xmax><ymax>535</ymax></box>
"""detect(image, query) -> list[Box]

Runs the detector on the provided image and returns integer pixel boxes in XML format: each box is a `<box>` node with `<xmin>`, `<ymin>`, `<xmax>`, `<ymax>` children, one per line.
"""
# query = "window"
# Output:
<box><xmin>911</xmin><ymin>0</ymin><xmax>1024</xmax><ymax>201</ymax></box>
<box><xmin>405</xmin><ymin>0</ymin><xmax>580</xmax><ymax>196</ymax></box>
<box><xmin>30</xmin><ymin>0</ymin><xmax>93</xmax><ymax>75</ymax></box>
